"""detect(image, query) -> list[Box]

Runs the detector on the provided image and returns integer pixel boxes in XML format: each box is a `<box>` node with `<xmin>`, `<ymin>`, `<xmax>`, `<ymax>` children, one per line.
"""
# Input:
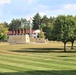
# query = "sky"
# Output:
<box><xmin>0</xmin><ymin>0</ymin><xmax>76</xmax><ymax>23</ymax></box>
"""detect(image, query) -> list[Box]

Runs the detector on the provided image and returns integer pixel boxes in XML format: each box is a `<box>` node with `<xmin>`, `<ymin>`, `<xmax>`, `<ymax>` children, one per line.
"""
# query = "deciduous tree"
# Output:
<box><xmin>53</xmin><ymin>15</ymin><xmax>76</xmax><ymax>52</ymax></box>
<box><xmin>0</xmin><ymin>23</ymin><xmax>8</xmax><ymax>41</ymax></box>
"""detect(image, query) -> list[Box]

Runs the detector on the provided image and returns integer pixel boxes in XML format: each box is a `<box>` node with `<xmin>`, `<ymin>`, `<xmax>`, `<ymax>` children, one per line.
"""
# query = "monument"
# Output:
<box><xmin>8</xmin><ymin>29</ymin><xmax>30</xmax><ymax>44</ymax></box>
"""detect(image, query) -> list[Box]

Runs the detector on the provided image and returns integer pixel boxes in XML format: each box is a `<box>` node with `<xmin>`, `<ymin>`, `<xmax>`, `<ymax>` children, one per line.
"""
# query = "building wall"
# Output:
<box><xmin>30</xmin><ymin>38</ymin><xmax>46</xmax><ymax>43</ymax></box>
<box><xmin>8</xmin><ymin>34</ymin><xmax>30</xmax><ymax>44</ymax></box>
<box><xmin>32</xmin><ymin>33</ymin><xmax>39</xmax><ymax>38</ymax></box>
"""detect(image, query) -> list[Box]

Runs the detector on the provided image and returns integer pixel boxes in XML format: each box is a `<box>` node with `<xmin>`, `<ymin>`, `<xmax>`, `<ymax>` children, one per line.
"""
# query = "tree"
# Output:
<box><xmin>67</xmin><ymin>16</ymin><xmax>76</xmax><ymax>49</ymax></box>
<box><xmin>9</xmin><ymin>19</ymin><xmax>21</xmax><ymax>30</ymax></box>
<box><xmin>39</xmin><ymin>28</ymin><xmax>45</xmax><ymax>38</ymax></box>
<box><xmin>60</xmin><ymin>16</ymin><xmax>70</xmax><ymax>52</ymax></box>
<box><xmin>43</xmin><ymin>24</ymin><xmax>53</xmax><ymax>40</ymax></box>
<box><xmin>3</xmin><ymin>22</ymin><xmax>9</xmax><ymax>28</ymax></box>
<box><xmin>41</xmin><ymin>16</ymin><xmax>55</xmax><ymax>40</ymax></box>
<box><xmin>41</xmin><ymin>15</ymin><xmax>49</xmax><ymax>25</ymax></box>
<box><xmin>49</xmin><ymin>16</ymin><xmax>55</xmax><ymax>24</ymax></box>
<box><xmin>9</xmin><ymin>18</ymin><xmax>30</xmax><ymax>31</ymax></box>
<box><xmin>53</xmin><ymin>15</ymin><xmax>75</xmax><ymax>52</ymax></box>
<box><xmin>33</xmin><ymin>13</ymin><xmax>41</xmax><ymax>30</ymax></box>
<box><xmin>21</xmin><ymin>18</ymin><xmax>30</xmax><ymax>29</ymax></box>
<box><xmin>0</xmin><ymin>23</ymin><xmax>8</xmax><ymax>42</ymax></box>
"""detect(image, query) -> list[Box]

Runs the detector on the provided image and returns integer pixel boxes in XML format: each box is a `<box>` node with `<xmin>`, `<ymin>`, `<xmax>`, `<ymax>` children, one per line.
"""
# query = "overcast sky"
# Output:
<box><xmin>0</xmin><ymin>0</ymin><xmax>76</xmax><ymax>23</ymax></box>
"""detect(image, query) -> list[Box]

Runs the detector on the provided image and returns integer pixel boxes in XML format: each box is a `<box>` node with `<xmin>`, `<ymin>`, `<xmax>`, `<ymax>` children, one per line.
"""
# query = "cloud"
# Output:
<box><xmin>36</xmin><ymin>4</ymin><xmax>76</xmax><ymax>17</ymax></box>
<box><xmin>1</xmin><ymin>0</ymin><xmax>76</xmax><ymax>23</ymax></box>
<box><xmin>0</xmin><ymin>0</ymin><xmax>11</xmax><ymax>5</ymax></box>
<box><xmin>0</xmin><ymin>0</ymin><xmax>12</xmax><ymax>23</ymax></box>
<box><xmin>28</xmin><ymin>0</ymin><xmax>35</xmax><ymax>3</ymax></box>
<box><xmin>63</xmin><ymin>4</ymin><xmax>76</xmax><ymax>10</ymax></box>
<box><xmin>40</xmin><ymin>4</ymin><xmax>76</xmax><ymax>17</ymax></box>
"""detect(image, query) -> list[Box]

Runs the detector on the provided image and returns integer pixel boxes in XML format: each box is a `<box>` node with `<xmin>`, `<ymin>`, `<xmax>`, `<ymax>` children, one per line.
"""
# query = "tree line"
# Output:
<box><xmin>32</xmin><ymin>13</ymin><xmax>76</xmax><ymax>52</ymax></box>
<box><xmin>0</xmin><ymin>13</ymin><xmax>76</xmax><ymax>52</ymax></box>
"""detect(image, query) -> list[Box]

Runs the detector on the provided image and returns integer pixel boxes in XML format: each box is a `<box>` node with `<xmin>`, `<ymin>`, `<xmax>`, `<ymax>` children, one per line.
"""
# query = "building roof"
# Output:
<box><xmin>26</xmin><ymin>30</ymin><xmax>35</xmax><ymax>34</ymax></box>
<box><xmin>7</xmin><ymin>31</ymin><xmax>12</xmax><ymax>35</ymax></box>
<box><xmin>7</xmin><ymin>29</ymin><xmax>40</xmax><ymax>35</ymax></box>
<box><xmin>26</xmin><ymin>30</ymin><xmax>40</xmax><ymax>34</ymax></box>
<box><xmin>33</xmin><ymin>30</ymin><xmax>40</xmax><ymax>33</ymax></box>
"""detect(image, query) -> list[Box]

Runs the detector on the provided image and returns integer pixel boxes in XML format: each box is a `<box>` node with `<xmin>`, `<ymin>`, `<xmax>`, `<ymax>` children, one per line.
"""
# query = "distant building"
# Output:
<box><xmin>8</xmin><ymin>34</ymin><xmax>30</xmax><ymax>44</ymax></box>
<box><xmin>26</xmin><ymin>29</ymin><xmax>40</xmax><ymax>38</ymax></box>
<box><xmin>7</xmin><ymin>29</ymin><xmax>30</xmax><ymax>44</ymax></box>
<box><xmin>7</xmin><ymin>29</ymin><xmax>40</xmax><ymax>38</ymax></box>
<box><xmin>7</xmin><ymin>29</ymin><xmax>46</xmax><ymax>44</ymax></box>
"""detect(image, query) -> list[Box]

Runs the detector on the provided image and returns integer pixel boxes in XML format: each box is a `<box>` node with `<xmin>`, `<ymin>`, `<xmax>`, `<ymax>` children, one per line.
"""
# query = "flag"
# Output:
<box><xmin>30</xmin><ymin>17</ymin><xmax>33</xmax><ymax>21</ymax></box>
<box><xmin>30</xmin><ymin>17</ymin><xmax>33</xmax><ymax>23</ymax></box>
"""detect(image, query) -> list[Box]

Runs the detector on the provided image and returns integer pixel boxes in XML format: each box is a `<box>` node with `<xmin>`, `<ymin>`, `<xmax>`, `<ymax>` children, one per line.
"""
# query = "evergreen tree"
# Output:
<box><xmin>33</xmin><ymin>13</ymin><xmax>41</xmax><ymax>30</ymax></box>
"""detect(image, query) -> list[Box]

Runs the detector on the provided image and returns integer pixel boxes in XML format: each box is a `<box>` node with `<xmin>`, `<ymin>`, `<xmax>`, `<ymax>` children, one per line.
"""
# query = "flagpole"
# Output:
<box><xmin>30</xmin><ymin>17</ymin><xmax>32</xmax><ymax>37</ymax></box>
<box><xmin>30</xmin><ymin>21</ymin><xmax>32</xmax><ymax>37</ymax></box>
<box><xmin>21</xmin><ymin>19</ymin><xmax>24</xmax><ymax>35</ymax></box>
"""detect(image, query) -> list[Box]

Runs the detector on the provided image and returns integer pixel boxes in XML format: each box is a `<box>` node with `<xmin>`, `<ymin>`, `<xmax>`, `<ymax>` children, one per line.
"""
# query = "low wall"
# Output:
<box><xmin>8</xmin><ymin>35</ymin><xmax>30</xmax><ymax>44</ymax></box>
<box><xmin>30</xmin><ymin>38</ymin><xmax>46</xmax><ymax>43</ymax></box>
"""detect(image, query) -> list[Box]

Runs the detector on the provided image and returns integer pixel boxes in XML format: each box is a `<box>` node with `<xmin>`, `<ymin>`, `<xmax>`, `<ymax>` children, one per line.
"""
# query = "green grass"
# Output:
<box><xmin>0</xmin><ymin>42</ymin><xmax>76</xmax><ymax>75</ymax></box>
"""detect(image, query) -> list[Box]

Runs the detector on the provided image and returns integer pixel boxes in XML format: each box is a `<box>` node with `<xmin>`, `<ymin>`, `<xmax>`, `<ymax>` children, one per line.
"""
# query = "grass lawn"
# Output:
<box><xmin>0</xmin><ymin>42</ymin><xmax>76</xmax><ymax>75</ymax></box>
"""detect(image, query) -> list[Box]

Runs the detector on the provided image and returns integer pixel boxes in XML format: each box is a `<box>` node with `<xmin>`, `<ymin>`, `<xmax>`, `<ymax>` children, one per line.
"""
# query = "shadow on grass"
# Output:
<box><xmin>66</xmin><ymin>46</ymin><xmax>76</xmax><ymax>49</ymax></box>
<box><xmin>0</xmin><ymin>70</ymin><xmax>76</xmax><ymax>75</ymax></box>
<box><xmin>10</xmin><ymin>48</ymin><xmax>76</xmax><ymax>53</ymax></box>
<box><xmin>58</xmin><ymin>55</ymin><xmax>73</xmax><ymax>57</ymax></box>
<box><xmin>10</xmin><ymin>48</ymin><xmax>64</xmax><ymax>53</ymax></box>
